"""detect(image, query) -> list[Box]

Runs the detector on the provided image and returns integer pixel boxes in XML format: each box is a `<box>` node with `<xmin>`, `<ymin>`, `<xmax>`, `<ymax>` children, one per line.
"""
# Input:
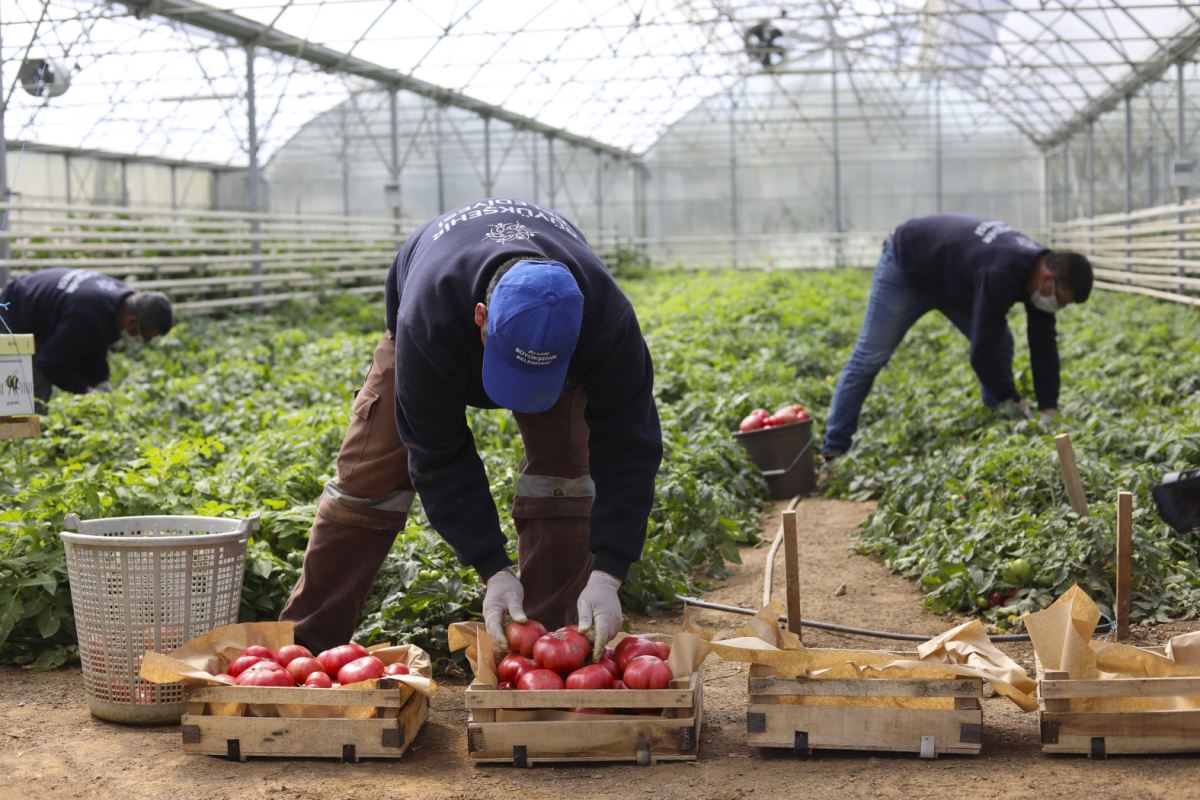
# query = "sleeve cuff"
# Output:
<box><xmin>473</xmin><ymin>549</ymin><xmax>514</xmax><ymax>583</ymax></box>
<box><xmin>591</xmin><ymin>551</ymin><xmax>632</xmax><ymax>584</ymax></box>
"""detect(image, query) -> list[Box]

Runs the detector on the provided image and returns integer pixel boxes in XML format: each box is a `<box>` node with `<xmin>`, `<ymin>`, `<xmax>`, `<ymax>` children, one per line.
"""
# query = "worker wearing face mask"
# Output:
<box><xmin>0</xmin><ymin>268</ymin><xmax>173</xmax><ymax>412</ymax></box>
<box><xmin>822</xmin><ymin>214</ymin><xmax>1093</xmax><ymax>461</ymax></box>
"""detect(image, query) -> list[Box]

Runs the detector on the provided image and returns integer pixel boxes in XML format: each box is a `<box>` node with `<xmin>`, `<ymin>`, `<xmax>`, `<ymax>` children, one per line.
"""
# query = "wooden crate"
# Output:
<box><xmin>0</xmin><ymin>415</ymin><xmax>39</xmax><ymax>440</ymax></box>
<box><xmin>745</xmin><ymin>663</ymin><xmax>984</xmax><ymax>758</ymax></box>
<box><xmin>1037</xmin><ymin>655</ymin><xmax>1200</xmax><ymax>757</ymax></box>
<box><xmin>465</xmin><ymin>672</ymin><xmax>702</xmax><ymax>766</ymax></box>
<box><xmin>180</xmin><ymin>678</ymin><xmax>428</xmax><ymax>762</ymax></box>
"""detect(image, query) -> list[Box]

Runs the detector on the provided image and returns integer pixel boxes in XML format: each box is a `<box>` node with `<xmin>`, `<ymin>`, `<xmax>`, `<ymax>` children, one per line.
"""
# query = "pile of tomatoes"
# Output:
<box><xmin>496</xmin><ymin>620</ymin><xmax>673</xmax><ymax>713</ymax></box>
<box><xmin>737</xmin><ymin>403</ymin><xmax>811</xmax><ymax>432</ymax></box>
<box><xmin>213</xmin><ymin>642</ymin><xmax>410</xmax><ymax>688</ymax></box>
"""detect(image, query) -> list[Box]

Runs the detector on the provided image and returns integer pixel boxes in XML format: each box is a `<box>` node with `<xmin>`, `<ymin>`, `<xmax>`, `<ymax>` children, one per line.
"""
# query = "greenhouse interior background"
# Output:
<box><xmin>2</xmin><ymin>1</ymin><xmax>1199</xmax><ymax>306</ymax></box>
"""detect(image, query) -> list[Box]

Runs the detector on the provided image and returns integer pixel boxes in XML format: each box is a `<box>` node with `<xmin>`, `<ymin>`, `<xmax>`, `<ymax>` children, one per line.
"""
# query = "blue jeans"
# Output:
<box><xmin>822</xmin><ymin>239</ymin><xmax>1012</xmax><ymax>454</ymax></box>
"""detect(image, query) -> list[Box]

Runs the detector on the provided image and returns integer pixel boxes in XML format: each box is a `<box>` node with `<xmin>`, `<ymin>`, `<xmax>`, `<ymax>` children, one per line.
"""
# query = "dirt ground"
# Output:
<box><xmin>5</xmin><ymin>498</ymin><xmax>1200</xmax><ymax>800</ymax></box>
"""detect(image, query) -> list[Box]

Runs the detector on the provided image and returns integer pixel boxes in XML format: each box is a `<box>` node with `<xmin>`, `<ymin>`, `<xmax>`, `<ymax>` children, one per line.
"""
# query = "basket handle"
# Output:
<box><xmin>234</xmin><ymin>513</ymin><xmax>262</xmax><ymax>541</ymax></box>
<box><xmin>760</xmin><ymin>438</ymin><xmax>815</xmax><ymax>477</ymax></box>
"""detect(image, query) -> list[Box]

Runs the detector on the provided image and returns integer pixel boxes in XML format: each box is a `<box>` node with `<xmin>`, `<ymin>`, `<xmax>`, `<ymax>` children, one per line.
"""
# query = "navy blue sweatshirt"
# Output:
<box><xmin>1</xmin><ymin>269</ymin><xmax>131</xmax><ymax>393</ymax></box>
<box><xmin>892</xmin><ymin>215</ymin><xmax>1059</xmax><ymax>409</ymax></box>
<box><xmin>385</xmin><ymin>198</ymin><xmax>663</xmax><ymax>583</ymax></box>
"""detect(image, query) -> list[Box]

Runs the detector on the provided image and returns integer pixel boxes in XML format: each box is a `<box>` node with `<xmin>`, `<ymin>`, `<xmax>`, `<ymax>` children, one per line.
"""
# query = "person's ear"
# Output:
<box><xmin>474</xmin><ymin>303</ymin><xmax>487</xmax><ymax>332</ymax></box>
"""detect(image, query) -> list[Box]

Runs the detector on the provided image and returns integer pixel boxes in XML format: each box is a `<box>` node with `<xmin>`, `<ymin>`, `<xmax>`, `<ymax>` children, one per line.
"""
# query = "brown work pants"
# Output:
<box><xmin>279</xmin><ymin>333</ymin><xmax>593</xmax><ymax>652</ymax></box>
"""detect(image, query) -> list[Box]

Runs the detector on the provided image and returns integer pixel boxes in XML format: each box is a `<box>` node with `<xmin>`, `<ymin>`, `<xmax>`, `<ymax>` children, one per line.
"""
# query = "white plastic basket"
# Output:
<box><xmin>60</xmin><ymin>513</ymin><xmax>259</xmax><ymax>725</ymax></box>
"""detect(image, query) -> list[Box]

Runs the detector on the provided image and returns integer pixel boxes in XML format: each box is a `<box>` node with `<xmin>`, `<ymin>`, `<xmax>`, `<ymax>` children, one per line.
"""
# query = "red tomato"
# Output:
<box><xmin>498</xmin><ymin>681</ymin><xmax>515</xmax><ymax>690</ymax></box>
<box><xmin>622</xmin><ymin>655</ymin><xmax>673</xmax><ymax>690</ymax></box>
<box><xmin>751</xmin><ymin>408</ymin><xmax>770</xmax><ymax>420</ymax></box>
<box><xmin>383</xmin><ymin>662</ymin><xmax>410</xmax><ymax>676</ymax></box>
<box><xmin>598</xmin><ymin>652</ymin><xmax>621</xmax><ymax>679</ymax></box>
<box><xmin>615</xmin><ymin>639</ymin><xmax>664</xmax><ymax>672</ymax></box>
<box><xmin>337</xmin><ymin>655</ymin><xmax>386</xmax><ymax>685</ymax></box>
<box><xmin>212</xmin><ymin>673</ymin><xmax>236</xmax><ymax>685</ymax></box>
<box><xmin>613</xmin><ymin>635</ymin><xmax>649</xmax><ymax>665</ymax></box>
<box><xmin>565</xmin><ymin>664</ymin><xmax>615</xmax><ymax>690</ymax></box>
<box><xmin>239</xmin><ymin>644</ymin><xmax>277</xmax><ymax>663</ymax></box>
<box><xmin>235</xmin><ymin>662</ymin><xmax>294</xmax><ymax>687</ymax></box>
<box><xmin>532</xmin><ymin>629</ymin><xmax>590</xmax><ymax>675</ymax></box>
<box><xmin>738</xmin><ymin>414</ymin><xmax>766</xmax><ymax>432</ymax></box>
<box><xmin>612</xmin><ymin>679</ymin><xmax>626</xmax><ymax>690</ymax></box>
<box><xmin>767</xmin><ymin>407</ymin><xmax>799</xmax><ymax>427</ymax></box>
<box><xmin>274</xmin><ymin>644</ymin><xmax>313</xmax><ymax>666</ymax></box>
<box><xmin>226</xmin><ymin>654</ymin><xmax>267</xmax><ymax>677</ymax></box>
<box><xmin>303</xmin><ymin>671</ymin><xmax>333</xmax><ymax>688</ymax></box>
<box><xmin>517</xmin><ymin>669</ymin><xmax>566</xmax><ymax>690</ymax></box>
<box><xmin>504</xmin><ymin>619</ymin><xmax>548</xmax><ymax>658</ymax></box>
<box><xmin>497</xmin><ymin>653</ymin><xmax>538</xmax><ymax>684</ymax></box>
<box><xmin>286</xmin><ymin>656</ymin><xmax>326</xmax><ymax>684</ymax></box>
<box><xmin>652</xmin><ymin>641</ymin><xmax>671</xmax><ymax>661</ymax></box>
<box><xmin>317</xmin><ymin>643</ymin><xmax>370</xmax><ymax>676</ymax></box>
<box><xmin>570</xmin><ymin>707</ymin><xmax>615</xmax><ymax>714</ymax></box>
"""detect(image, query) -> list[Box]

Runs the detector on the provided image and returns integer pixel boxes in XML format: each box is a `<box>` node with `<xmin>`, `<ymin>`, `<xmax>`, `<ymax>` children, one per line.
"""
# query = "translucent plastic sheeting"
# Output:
<box><xmin>3</xmin><ymin>0</ymin><xmax>1199</xmax><ymax>165</ymax></box>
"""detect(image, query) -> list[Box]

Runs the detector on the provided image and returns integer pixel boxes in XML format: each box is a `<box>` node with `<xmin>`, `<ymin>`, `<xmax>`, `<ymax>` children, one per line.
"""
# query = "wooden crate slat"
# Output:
<box><xmin>0</xmin><ymin>415</ymin><xmax>40</xmax><ymax>440</ymax></box>
<box><xmin>181</xmin><ymin>687</ymin><xmax>428</xmax><ymax>760</ymax></box>
<box><xmin>466</xmin><ymin>685</ymin><xmax>694</xmax><ymax>710</ymax></box>
<box><xmin>187</xmin><ymin>684</ymin><xmax>413</xmax><ymax>707</ymax></box>
<box><xmin>1041</xmin><ymin>676</ymin><xmax>1200</xmax><ymax>700</ymax></box>
<box><xmin>746</xmin><ymin>701</ymin><xmax>982</xmax><ymax>755</ymax></box>
<box><xmin>748</xmin><ymin>677</ymin><xmax>982</xmax><ymax>698</ymax></box>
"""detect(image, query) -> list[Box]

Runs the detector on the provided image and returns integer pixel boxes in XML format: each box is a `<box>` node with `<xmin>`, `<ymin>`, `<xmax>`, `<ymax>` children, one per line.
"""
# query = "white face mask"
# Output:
<box><xmin>112</xmin><ymin>328</ymin><xmax>145</xmax><ymax>353</ymax></box>
<box><xmin>1030</xmin><ymin>290</ymin><xmax>1061</xmax><ymax>314</ymax></box>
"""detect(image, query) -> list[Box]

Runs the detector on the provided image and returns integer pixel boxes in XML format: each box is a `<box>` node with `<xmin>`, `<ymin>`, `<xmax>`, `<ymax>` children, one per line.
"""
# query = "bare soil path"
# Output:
<box><xmin>3</xmin><ymin>498</ymin><xmax>1196</xmax><ymax>799</ymax></box>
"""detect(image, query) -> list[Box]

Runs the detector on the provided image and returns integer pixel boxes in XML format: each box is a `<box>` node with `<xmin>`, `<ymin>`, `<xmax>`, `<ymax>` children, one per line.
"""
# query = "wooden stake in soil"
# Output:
<box><xmin>1116</xmin><ymin>491</ymin><xmax>1133</xmax><ymax>641</ymax></box>
<box><xmin>782</xmin><ymin>508</ymin><xmax>801</xmax><ymax>639</ymax></box>
<box><xmin>1055</xmin><ymin>433</ymin><xmax>1089</xmax><ymax>517</ymax></box>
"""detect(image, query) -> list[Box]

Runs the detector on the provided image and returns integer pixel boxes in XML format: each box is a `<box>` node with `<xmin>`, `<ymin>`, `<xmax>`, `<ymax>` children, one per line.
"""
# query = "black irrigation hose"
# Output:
<box><xmin>676</xmin><ymin>595</ymin><xmax>1037</xmax><ymax>642</ymax></box>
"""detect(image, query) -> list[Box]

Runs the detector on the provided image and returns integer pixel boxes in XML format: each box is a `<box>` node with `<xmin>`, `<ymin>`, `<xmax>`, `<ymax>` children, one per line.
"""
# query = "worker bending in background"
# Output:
<box><xmin>281</xmin><ymin>198</ymin><xmax>663</xmax><ymax>659</ymax></box>
<box><xmin>0</xmin><ymin>268</ymin><xmax>174</xmax><ymax>413</ymax></box>
<box><xmin>822</xmin><ymin>214</ymin><xmax>1094</xmax><ymax>461</ymax></box>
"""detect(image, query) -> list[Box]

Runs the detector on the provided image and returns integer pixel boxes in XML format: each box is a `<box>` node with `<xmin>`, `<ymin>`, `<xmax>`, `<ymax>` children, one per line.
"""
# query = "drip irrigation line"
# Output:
<box><xmin>677</xmin><ymin>595</ymin><xmax>1037</xmax><ymax>642</ymax></box>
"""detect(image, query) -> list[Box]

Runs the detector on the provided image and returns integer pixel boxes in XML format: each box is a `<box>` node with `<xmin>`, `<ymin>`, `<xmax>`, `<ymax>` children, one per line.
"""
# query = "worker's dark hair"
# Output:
<box><xmin>484</xmin><ymin>256</ymin><xmax>537</xmax><ymax>305</ymax></box>
<box><xmin>1045</xmin><ymin>250</ymin><xmax>1093</xmax><ymax>303</ymax></box>
<box><xmin>125</xmin><ymin>291</ymin><xmax>175</xmax><ymax>336</ymax></box>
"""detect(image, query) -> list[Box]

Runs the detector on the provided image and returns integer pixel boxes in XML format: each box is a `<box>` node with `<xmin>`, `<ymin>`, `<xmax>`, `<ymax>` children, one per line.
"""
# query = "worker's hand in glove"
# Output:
<box><xmin>576</xmin><ymin>570</ymin><xmax>623</xmax><ymax>661</ymax></box>
<box><xmin>1016</xmin><ymin>399</ymin><xmax>1033</xmax><ymax>419</ymax></box>
<box><xmin>1039</xmin><ymin>408</ymin><xmax>1057</xmax><ymax>424</ymax></box>
<box><xmin>87</xmin><ymin>381</ymin><xmax>113</xmax><ymax>394</ymax></box>
<box><xmin>482</xmin><ymin>567</ymin><xmax>526</xmax><ymax>653</ymax></box>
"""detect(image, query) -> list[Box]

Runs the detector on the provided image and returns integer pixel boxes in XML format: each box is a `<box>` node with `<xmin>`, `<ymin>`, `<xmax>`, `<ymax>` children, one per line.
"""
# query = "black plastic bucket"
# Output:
<box><xmin>732</xmin><ymin>419</ymin><xmax>816</xmax><ymax>499</ymax></box>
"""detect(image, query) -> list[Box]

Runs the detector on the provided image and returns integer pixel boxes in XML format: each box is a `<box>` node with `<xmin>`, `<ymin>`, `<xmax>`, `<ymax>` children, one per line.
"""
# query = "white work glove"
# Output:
<box><xmin>576</xmin><ymin>570</ymin><xmax>623</xmax><ymax>661</ymax></box>
<box><xmin>482</xmin><ymin>567</ymin><xmax>526</xmax><ymax>652</ymax></box>
<box><xmin>88</xmin><ymin>381</ymin><xmax>113</xmax><ymax>394</ymax></box>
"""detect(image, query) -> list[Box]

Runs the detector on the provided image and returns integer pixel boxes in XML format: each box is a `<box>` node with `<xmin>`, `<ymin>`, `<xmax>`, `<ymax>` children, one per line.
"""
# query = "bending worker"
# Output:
<box><xmin>0</xmin><ymin>268</ymin><xmax>174</xmax><ymax>412</ymax></box>
<box><xmin>822</xmin><ymin>214</ymin><xmax>1093</xmax><ymax>460</ymax></box>
<box><xmin>281</xmin><ymin>198</ymin><xmax>663</xmax><ymax>658</ymax></box>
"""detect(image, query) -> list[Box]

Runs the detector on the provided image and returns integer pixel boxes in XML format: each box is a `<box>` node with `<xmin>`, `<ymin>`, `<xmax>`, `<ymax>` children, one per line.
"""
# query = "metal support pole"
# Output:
<box><xmin>64</xmin><ymin>155</ymin><xmax>73</xmax><ymax>206</ymax></box>
<box><xmin>1087</xmin><ymin>121</ymin><xmax>1095</xmax><ymax>218</ymax></box>
<box><xmin>246</xmin><ymin>43</ymin><xmax>262</xmax><ymax>299</ymax></box>
<box><xmin>934</xmin><ymin>75</ymin><xmax>943</xmax><ymax>213</ymax></box>
<box><xmin>169</xmin><ymin>164</ymin><xmax>178</xmax><ymax>210</ymax></box>
<box><xmin>831</xmin><ymin>50</ymin><xmax>844</xmax><ymax>267</ymax></box>
<box><xmin>1177</xmin><ymin>61</ymin><xmax>1188</xmax><ymax>293</ymax></box>
<box><xmin>340</xmin><ymin>105</ymin><xmax>351</xmax><ymax>217</ymax></box>
<box><xmin>530</xmin><ymin>129</ymin><xmax>539</xmax><ymax>203</ymax></box>
<box><xmin>729</xmin><ymin>87</ymin><xmax>739</xmax><ymax>269</ymax></box>
<box><xmin>0</xmin><ymin>1</ymin><xmax>9</xmax><ymax>283</ymax></box>
<box><xmin>634</xmin><ymin>161</ymin><xmax>647</xmax><ymax>245</ymax></box>
<box><xmin>483</xmin><ymin>115</ymin><xmax>493</xmax><ymax>196</ymax></box>
<box><xmin>596</xmin><ymin>156</ymin><xmax>604</xmax><ymax>239</ymax></box>
<box><xmin>435</xmin><ymin>102</ymin><xmax>445</xmax><ymax>214</ymax></box>
<box><xmin>1041</xmin><ymin>151</ymin><xmax>1050</xmax><ymax>230</ymax></box>
<box><xmin>1124</xmin><ymin>95</ymin><xmax>1133</xmax><ymax>275</ymax></box>
<box><xmin>120</xmin><ymin>160</ymin><xmax>129</xmax><ymax>206</ymax></box>
<box><xmin>1062</xmin><ymin>140</ymin><xmax>1071</xmax><ymax>220</ymax></box>
<box><xmin>547</xmin><ymin>135</ymin><xmax>556</xmax><ymax>208</ymax></box>
<box><xmin>388</xmin><ymin>87</ymin><xmax>401</xmax><ymax>240</ymax></box>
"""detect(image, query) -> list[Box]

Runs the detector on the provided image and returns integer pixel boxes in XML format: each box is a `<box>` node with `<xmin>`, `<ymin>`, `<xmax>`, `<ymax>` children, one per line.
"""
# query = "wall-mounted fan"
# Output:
<box><xmin>17</xmin><ymin>58</ymin><xmax>72</xmax><ymax>99</ymax></box>
<box><xmin>744</xmin><ymin>19</ymin><xmax>787</xmax><ymax>69</ymax></box>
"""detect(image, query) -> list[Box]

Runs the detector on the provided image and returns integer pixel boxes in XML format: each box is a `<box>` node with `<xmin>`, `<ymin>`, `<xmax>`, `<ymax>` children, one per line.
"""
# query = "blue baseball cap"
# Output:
<box><xmin>483</xmin><ymin>260</ymin><xmax>584</xmax><ymax>413</ymax></box>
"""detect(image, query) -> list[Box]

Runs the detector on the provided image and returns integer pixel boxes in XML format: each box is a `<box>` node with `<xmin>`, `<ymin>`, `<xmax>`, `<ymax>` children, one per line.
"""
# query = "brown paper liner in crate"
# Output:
<box><xmin>140</xmin><ymin>620</ymin><xmax>435</xmax><ymax>718</ymax></box>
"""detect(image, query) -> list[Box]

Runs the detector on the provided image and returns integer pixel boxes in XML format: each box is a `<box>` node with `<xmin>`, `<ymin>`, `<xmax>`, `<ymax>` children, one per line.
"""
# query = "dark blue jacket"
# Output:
<box><xmin>385</xmin><ymin>199</ymin><xmax>662</xmax><ymax>582</ymax></box>
<box><xmin>892</xmin><ymin>215</ymin><xmax>1059</xmax><ymax>409</ymax></box>
<box><xmin>1</xmin><ymin>269</ymin><xmax>131</xmax><ymax>393</ymax></box>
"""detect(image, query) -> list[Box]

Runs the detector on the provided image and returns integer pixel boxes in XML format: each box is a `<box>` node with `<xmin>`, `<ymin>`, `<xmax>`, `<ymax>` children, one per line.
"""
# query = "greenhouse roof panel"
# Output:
<box><xmin>4</xmin><ymin>0</ymin><xmax>1199</xmax><ymax>166</ymax></box>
